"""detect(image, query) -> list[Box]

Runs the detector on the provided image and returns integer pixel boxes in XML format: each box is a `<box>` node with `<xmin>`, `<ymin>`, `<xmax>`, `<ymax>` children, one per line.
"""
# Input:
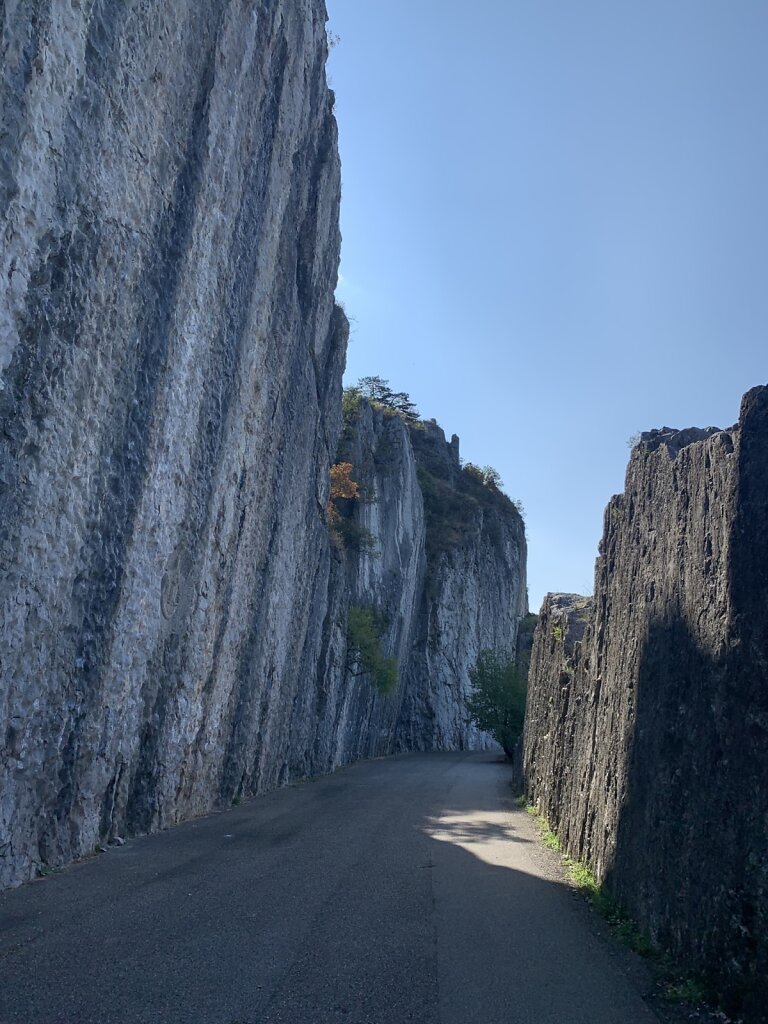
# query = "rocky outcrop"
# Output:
<box><xmin>398</xmin><ymin>418</ymin><xmax>528</xmax><ymax>750</ymax></box>
<box><xmin>297</xmin><ymin>401</ymin><xmax>528</xmax><ymax>769</ymax></box>
<box><xmin>522</xmin><ymin>386</ymin><xmax>768</xmax><ymax>1020</ymax></box>
<box><xmin>0</xmin><ymin>3</ymin><xmax>528</xmax><ymax>889</ymax></box>
<box><xmin>286</xmin><ymin>399</ymin><xmax>428</xmax><ymax>775</ymax></box>
<box><xmin>0</xmin><ymin>0</ymin><xmax>346</xmax><ymax>889</ymax></box>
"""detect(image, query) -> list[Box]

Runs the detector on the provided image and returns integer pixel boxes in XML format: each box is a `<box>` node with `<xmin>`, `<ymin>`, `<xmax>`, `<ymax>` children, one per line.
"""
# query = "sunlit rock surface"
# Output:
<box><xmin>398</xmin><ymin>418</ymin><xmax>528</xmax><ymax>751</ymax></box>
<box><xmin>0</xmin><ymin>0</ymin><xmax>347</xmax><ymax>888</ymax></box>
<box><xmin>0</xmin><ymin>3</ymin><xmax>528</xmax><ymax>889</ymax></box>
<box><xmin>329</xmin><ymin>404</ymin><xmax>528</xmax><ymax>759</ymax></box>
<box><xmin>523</xmin><ymin>386</ymin><xmax>768</xmax><ymax>1019</ymax></box>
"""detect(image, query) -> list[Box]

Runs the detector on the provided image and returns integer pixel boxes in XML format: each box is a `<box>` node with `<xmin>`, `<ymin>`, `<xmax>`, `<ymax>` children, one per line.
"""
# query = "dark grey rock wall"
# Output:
<box><xmin>522</xmin><ymin>386</ymin><xmax>768</xmax><ymax>1020</ymax></box>
<box><xmin>0</xmin><ymin>0</ymin><xmax>346</xmax><ymax>889</ymax></box>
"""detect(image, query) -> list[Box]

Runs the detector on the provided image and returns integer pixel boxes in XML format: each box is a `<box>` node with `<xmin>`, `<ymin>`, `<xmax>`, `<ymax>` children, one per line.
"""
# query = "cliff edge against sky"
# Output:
<box><xmin>0</xmin><ymin>1</ymin><xmax>527</xmax><ymax>888</ymax></box>
<box><xmin>522</xmin><ymin>386</ymin><xmax>768</xmax><ymax>1018</ymax></box>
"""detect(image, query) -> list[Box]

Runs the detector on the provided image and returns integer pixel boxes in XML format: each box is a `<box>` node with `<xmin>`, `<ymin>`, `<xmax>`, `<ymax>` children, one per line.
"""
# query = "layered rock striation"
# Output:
<box><xmin>522</xmin><ymin>387</ymin><xmax>768</xmax><ymax>1019</ymax></box>
<box><xmin>293</xmin><ymin>400</ymin><xmax>528</xmax><ymax>773</ymax></box>
<box><xmin>0</xmin><ymin>0</ymin><xmax>346</xmax><ymax>889</ymax></box>
<box><xmin>397</xmin><ymin>417</ymin><xmax>528</xmax><ymax>750</ymax></box>
<box><xmin>0</xmin><ymin>3</ymin><xmax>528</xmax><ymax>889</ymax></box>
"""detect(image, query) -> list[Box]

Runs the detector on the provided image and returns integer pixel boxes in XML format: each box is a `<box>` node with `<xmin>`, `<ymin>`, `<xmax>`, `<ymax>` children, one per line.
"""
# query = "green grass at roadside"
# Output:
<box><xmin>515</xmin><ymin>794</ymin><xmax>717</xmax><ymax>1011</ymax></box>
<box><xmin>516</xmin><ymin>795</ymin><xmax>653</xmax><ymax>957</ymax></box>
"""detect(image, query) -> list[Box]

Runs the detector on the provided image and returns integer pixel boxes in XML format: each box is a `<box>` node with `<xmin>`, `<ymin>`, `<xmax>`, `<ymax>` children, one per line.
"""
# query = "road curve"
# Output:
<box><xmin>0</xmin><ymin>753</ymin><xmax>659</xmax><ymax>1024</ymax></box>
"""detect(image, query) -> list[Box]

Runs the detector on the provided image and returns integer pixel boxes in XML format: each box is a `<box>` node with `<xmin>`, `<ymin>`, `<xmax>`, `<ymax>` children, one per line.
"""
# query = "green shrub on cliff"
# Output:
<box><xmin>465</xmin><ymin>650</ymin><xmax>528</xmax><ymax>757</ymax></box>
<box><xmin>414</xmin><ymin>442</ymin><xmax>523</xmax><ymax>579</ymax></box>
<box><xmin>342</xmin><ymin>386</ymin><xmax>363</xmax><ymax>421</ymax></box>
<box><xmin>463</xmin><ymin>463</ymin><xmax>503</xmax><ymax>490</ymax></box>
<box><xmin>346</xmin><ymin>607</ymin><xmax>397</xmax><ymax>695</ymax></box>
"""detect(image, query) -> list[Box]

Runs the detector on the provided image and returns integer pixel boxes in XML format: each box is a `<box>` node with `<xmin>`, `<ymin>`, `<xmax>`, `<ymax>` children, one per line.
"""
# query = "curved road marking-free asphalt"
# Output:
<box><xmin>0</xmin><ymin>752</ymin><xmax>660</xmax><ymax>1023</ymax></box>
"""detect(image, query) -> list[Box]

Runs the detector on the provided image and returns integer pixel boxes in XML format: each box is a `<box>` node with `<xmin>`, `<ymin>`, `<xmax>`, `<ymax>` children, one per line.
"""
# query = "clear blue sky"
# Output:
<box><xmin>326</xmin><ymin>0</ymin><xmax>768</xmax><ymax>611</ymax></box>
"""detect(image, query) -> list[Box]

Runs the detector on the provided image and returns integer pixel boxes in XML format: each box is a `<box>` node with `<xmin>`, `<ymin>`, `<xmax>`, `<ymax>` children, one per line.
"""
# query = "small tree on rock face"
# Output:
<box><xmin>464</xmin><ymin>463</ymin><xmax>504</xmax><ymax>490</ymax></box>
<box><xmin>465</xmin><ymin>650</ymin><xmax>527</xmax><ymax>758</ymax></box>
<box><xmin>356</xmin><ymin>376</ymin><xmax>419</xmax><ymax>422</ymax></box>
<box><xmin>346</xmin><ymin>607</ymin><xmax>397</xmax><ymax>695</ymax></box>
<box><xmin>327</xmin><ymin>462</ymin><xmax>377</xmax><ymax>553</ymax></box>
<box><xmin>389</xmin><ymin>390</ymin><xmax>419</xmax><ymax>420</ymax></box>
<box><xmin>357</xmin><ymin>375</ymin><xmax>391</xmax><ymax>403</ymax></box>
<box><xmin>330</xmin><ymin>462</ymin><xmax>359</xmax><ymax>501</ymax></box>
<box><xmin>342</xmin><ymin>386</ymin><xmax>363</xmax><ymax>421</ymax></box>
<box><xmin>480</xmin><ymin>465</ymin><xmax>503</xmax><ymax>489</ymax></box>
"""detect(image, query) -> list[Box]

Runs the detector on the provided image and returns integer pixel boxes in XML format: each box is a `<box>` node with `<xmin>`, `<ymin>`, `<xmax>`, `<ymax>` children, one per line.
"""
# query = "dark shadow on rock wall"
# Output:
<box><xmin>605</xmin><ymin>388</ymin><xmax>768</xmax><ymax>1022</ymax></box>
<box><xmin>607</xmin><ymin>616</ymin><xmax>767</xmax><ymax>1021</ymax></box>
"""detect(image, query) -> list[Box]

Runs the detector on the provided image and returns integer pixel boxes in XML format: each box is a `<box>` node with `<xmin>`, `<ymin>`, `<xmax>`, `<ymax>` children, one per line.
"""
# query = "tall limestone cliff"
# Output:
<box><xmin>287</xmin><ymin>398</ymin><xmax>528</xmax><ymax>775</ymax></box>
<box><xmin>398</xmin><ymin>416</ymin><xmax>528</xmax><ymax>750</ymax></box>
<box><xmin>0</xmin><ymin>0</ymin><xmax>346</xmax><ymax>889</ymax></box>
<box><xmin>0</xmin><ymin>4</ymin><xmax>528</xmax><ymax>889</ymax></box>
<box><xmin>522</xmin><ymin>386</ymin><xmax>768</xmax><ymax>1020</ymax></box>
<box><xmin>333</xmin><ymin>401</ymin><xmax>528</xmax><ymax>758</ymax></box>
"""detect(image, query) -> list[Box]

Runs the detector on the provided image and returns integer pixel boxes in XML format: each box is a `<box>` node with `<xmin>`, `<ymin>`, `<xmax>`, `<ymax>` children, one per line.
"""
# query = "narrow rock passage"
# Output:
<box><xmin>0</xmin><ymin>753</ymin><xmax>658</xmax><ymax>1024</ymax></box>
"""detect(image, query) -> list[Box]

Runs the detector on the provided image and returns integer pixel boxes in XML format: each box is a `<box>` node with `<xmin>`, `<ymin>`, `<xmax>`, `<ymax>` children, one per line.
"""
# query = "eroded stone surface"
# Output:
<box><xmin>399</xmin><ymin>419</ymin><xmax>528</xmax><ymax>751</ymax></box>
<box><xmin>0</xmin><ymin>0</ymin><xmax>347</xmax><ymax>888</ymax></box>
<box><xmin>523</xmin><ymin>387</ymin><xmax>768</xmax><ymax>1020</ymax></box>
<box><xmin>306</xmin><ymin>402</ymin><xmax>529</xmax><ymax>766</ymax></box>
<box><xmin>0</xmin><ymin>3</ymin><xmax>528</xmax><ymax>890</ymax></box>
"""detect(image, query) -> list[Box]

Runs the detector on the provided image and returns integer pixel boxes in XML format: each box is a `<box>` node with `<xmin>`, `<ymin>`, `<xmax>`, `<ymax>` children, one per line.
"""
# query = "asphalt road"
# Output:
<box><xmin>0</xmin><ymin>752</ymin><xmax>660</xmax><ymax>1024</ymax></box>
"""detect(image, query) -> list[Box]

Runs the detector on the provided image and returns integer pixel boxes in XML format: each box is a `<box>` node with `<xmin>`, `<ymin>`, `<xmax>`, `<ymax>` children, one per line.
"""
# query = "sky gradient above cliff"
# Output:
<box><xmin>327</xmin><ymin>0</ymin><xmax>768</xmax><ymax>609</ymax></box>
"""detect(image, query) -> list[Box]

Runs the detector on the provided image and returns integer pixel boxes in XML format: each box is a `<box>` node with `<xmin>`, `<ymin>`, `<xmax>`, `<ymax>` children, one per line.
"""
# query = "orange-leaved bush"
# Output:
<box><xmin>327</xmin><ymin>462</ymin><xmax>360</xmax><ymax>528</ymax></box>
<box><xmin>330</xmin><ymin>462</ymin><xmax>359</xmax><ymax>500</ymax></box>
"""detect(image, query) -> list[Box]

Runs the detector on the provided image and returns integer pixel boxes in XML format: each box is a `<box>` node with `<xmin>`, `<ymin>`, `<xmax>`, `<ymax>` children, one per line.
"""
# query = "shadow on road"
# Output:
<box><xmin>0</xmin><ymin>752</ymin><xmax>657</xmax><ymax>1024</ymax></box>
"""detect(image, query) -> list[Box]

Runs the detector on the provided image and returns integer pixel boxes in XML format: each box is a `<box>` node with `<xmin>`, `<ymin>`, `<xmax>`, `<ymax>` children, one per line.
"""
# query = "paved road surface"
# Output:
<box><xmin>0</xmin><ymin>753</ymin><xmax>659</xmax><ymax>1023</ymax></box>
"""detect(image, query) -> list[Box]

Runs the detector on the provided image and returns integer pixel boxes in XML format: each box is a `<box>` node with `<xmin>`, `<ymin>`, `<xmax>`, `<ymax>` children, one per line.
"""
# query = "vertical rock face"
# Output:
<box><xmin>522</xmin><ymin>386</ymin><xmax>768</xmax><ymax>1019</ymax></box>
<box><xmin>0</xmin><ymin>0</ymin><xmax>347</xmax><ymax>889</ymax></box>
<box><xmin>287</xmin><ymin>400</ymin><xmax>429</xmax><ymax>775</ymax></box>
<box><xmin>0</xmin><ymin>5</ymin><xmax>528</xmax><ymax>890</ymax></box>
<box><xmin>299</xmin><ymin>401</ymin><xmax>528</xmax><ymax>768</ymax></box>
<box><xmin>398</xmin><ymin>420</ymin><xmax>528</xmax><ymax>750</ymax></box>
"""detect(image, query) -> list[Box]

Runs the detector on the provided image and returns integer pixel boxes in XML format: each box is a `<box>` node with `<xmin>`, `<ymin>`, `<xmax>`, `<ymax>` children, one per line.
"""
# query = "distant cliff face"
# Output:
<box><xmin>297</xmin><ymin>400</ymin><xmax>528</xmax><ymax>769</ymax></box>
<box><xmin>0</xmin><ymin>4</ymin><xmax>528</xmax><ymax>889</ymax></box>
<box><xmin>398</xmin><ymin>418</ymin><xmax>528</xmax><ymax>750</ymax></box>
<box><xmin>522</xmin><ymin>387</ymin><xmax>768</xmax><ymax>1019</ymax></box>
<box><xmin>286</xmin><ymin>399</ymin><xmax>429</xmax><ymax>775</ymax></box>
<box><xmin>0</xmin><ymin>0</ymin><xmax>347</xmax><ymax>889</ymax></box>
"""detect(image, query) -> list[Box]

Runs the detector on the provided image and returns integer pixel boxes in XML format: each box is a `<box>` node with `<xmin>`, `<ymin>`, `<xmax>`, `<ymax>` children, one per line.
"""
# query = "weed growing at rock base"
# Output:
<box><xmin>518</xmin><ymin>797</ymin><xmax>653</xmax><ymax>956</ymax></box>
<box><xmin>36</xmin><ymin>863</ymin><xmax>62</xmax><ymax>878</ymax></box>
<box><xmin>517</xmin><ymin>795</ymin><xmax>723</xmax><ymax>1019</ymax></box>
<box><xmin>541</xmin><ymin>825</ymin><xmax>561</xmax><ymax>852</ymax></box>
